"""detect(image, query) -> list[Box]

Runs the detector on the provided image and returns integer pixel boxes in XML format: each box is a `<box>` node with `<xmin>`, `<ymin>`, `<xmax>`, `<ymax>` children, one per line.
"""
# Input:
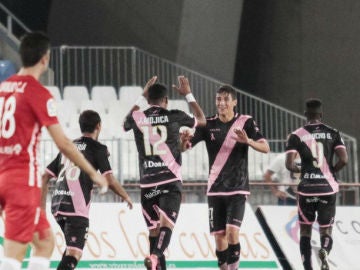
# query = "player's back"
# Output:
<box><xmin>0</xmin><ymin>75</ymin><xmax>58</xmax><ymax>186</ymax></box>
<box><xmin>50</xmin><ymin>136</ymin><xmax>111</xmax><ymax>217</ymax></box>
<box><xmin>124</xmin><ymin>106</ymin><xmax>196</xmax><ymax>187</ymax></box>
<box><xmin>289</xmin><ymin>122</ymin><xmax>345</xmax><ymax>195</ymax></box>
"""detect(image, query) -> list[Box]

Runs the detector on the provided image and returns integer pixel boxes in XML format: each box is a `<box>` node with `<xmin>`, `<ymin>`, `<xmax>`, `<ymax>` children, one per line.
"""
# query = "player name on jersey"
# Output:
<box><xmin>138</xmin><ymin>115</ymin><xmax>169</xmax><ymax>124</ymax></box>
<box><xmin>0</xmin><ymin>81</ymin><xmax>27</xmax><ymax>93</ymax></box>
<box><xmin>300</xmin><ymin>132</ymin><xmax>333</xmax><ymax>141</ymax></box>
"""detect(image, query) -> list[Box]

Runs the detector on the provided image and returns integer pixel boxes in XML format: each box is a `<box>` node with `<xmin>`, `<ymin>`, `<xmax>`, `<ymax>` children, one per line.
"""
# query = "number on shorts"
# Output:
<box><xmin>142</xmin><ymin>125</ymin><xmax>167</xmax><ymax>156</ymax></box>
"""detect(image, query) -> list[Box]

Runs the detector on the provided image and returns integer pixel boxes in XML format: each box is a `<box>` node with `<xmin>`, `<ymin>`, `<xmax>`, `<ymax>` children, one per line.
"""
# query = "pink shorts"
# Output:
<box><xmin>0</xmin><ymin>183</ymin><xmax>51</xmax><ymax>243</ymax></box>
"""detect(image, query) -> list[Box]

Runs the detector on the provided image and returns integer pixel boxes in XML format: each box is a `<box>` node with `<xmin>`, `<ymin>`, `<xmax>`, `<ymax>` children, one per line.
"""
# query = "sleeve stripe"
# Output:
<box><xmin>102</xmin><ymin>170</ymin><xmax>113</xmax><ymax>176</ymax></box>
<box><xmin>45</xmin><ymin>168</ymin><xmax>56</xmax><ymax>178</ymax></box>
<box><xmin>286</xmin><ymin>150</ymin><xmax>298</xmax><ymax>154</ymax></box>
<box><xmin>193</xmin><ymin>117</ymin><xmax>198</xmax><ymax>128</ymax></box>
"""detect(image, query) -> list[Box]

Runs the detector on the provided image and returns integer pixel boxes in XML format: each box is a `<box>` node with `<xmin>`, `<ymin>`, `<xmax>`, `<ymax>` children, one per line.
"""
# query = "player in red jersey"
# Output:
<box><xmin>0</xmin><ymin>32</ymin><xmax>108</xmax><ymax>270</ymax></box>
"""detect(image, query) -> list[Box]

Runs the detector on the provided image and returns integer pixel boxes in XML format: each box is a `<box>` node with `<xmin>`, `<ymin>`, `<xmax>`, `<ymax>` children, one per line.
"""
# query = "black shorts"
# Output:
<box><xmin>141</xmin><ymin>181</ymin><xmax>182</xmax><ymax>229</ymax></box>
<box><xmin>55</xmin><ymin>215</ymin><xmax>89</xmax><ymax>250</ymax></box>
<box><xmin>298</xmin><ymin>194</ymin><xmax>336</xmax><ymax>227</ymax></box>
<box><xmin>207</xmin><ymin>194</ymin><xmax>246</xmax><ymax>235</ymax></box>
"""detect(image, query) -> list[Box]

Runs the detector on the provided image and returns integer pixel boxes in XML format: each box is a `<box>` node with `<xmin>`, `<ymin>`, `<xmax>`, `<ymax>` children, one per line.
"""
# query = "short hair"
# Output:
<box><xmin>305</xmin><ymin>98</ymin><xmax>322</xmax><ymax>114</ymax></box>
<box><xmin>217</xmin><ymin>85</ymin><xmax>237</xmax><ymax>100</ymax></box>
<box><xmin>148</xmin><ymin>83</ymin><xmax>167</xmax><ymax>103</ymax></box>
<box><xmin>79</xmin><ymin>110</ymin><xmax>101</xmax><ymax>133</ymax></box>
<box><xmin>19</xmin><ymin>32</ymin><xmax>50</xmax><ymax>67</ymax></box>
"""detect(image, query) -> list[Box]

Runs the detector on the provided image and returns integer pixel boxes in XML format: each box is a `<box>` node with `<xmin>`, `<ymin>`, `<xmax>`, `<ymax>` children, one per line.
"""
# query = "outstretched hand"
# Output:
<box><xmin>179</xmin><ymin>128</ymin><xmax>193</xmax><ymax>151</ymax></box>
<box><xmin>233</xmin><ymin>128</ymin><xmax>250</xmax><ymax>144</ymax></box>
<box><xmin>172</xmin><ymin>76</ymin><xmax>191</xmax><ymax>96</ymax></box>
<box><xmin>143</xmin><ymin>76</ymin><xmax>158</xmax><ymax>98</ymax></box>
<box><xmin>123</xmin><ymin>196</ymin><xmax>133</xmax><ymax>210</ymax></box>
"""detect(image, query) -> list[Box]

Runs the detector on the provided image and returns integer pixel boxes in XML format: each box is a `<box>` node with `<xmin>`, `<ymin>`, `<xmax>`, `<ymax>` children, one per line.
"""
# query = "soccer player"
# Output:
<box><xmin>0</xmin><ymin>32</ymin><xmax>108</xmax><ymax>270</ymax></box>
<box><xmin>184</xmin><ymin>85</ymin><xmax>270</xmax><ymax>270</ymax></box>
<box><xmin>285</xmin><ymin>98</ymin><xmax>348</xmax><ymax>270</ymax></box>
<box><xmin>123</xmin><ymin>75</ymin><xmax>206</xmax><ymax>270</ymax></box>
<box><xmin>42</xmin><ymin>110</ymin><xmax>133</xmax><ymax>270</ymax></box>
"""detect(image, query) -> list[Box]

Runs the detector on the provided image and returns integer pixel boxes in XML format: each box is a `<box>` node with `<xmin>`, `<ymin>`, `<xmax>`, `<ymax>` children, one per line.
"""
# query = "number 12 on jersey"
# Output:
<box><xmin>142</xmin><ymin>125</ymin><xmax>168</xmax><ymax>156</ymax></box>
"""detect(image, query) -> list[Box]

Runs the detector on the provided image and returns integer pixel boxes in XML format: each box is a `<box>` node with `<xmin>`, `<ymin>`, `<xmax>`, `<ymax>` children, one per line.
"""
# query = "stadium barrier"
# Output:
<box><xmin>45</xmin><ymin>46</ymin><xmax>358</xmax><ymax>185</ymax></box>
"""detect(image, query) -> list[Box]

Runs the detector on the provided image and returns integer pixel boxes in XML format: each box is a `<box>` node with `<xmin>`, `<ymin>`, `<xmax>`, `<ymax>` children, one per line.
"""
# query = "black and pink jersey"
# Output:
<box><xmin>123</xmin><ymin>106</ymin><xmax>196</xmax><ymax>188</ymax></box>
<box><xmin>286</xmin><ymin>122</ymin><xmax>346</xmax><ymax>196</ymax></box>
<box><xmin>46</xmin><ymin>136</ymin><xmax>112</xmax><ymax>218</ymax></box>
<box><xmin>191</xmin><ymin>113</ymin><xmax>266</xmax><ymax>196</ymax></box>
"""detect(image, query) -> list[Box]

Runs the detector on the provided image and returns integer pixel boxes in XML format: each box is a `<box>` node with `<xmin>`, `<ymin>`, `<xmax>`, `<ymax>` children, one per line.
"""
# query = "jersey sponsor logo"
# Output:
<box><xmin>143</xmin><ymin>160</ymin><xmax>166</xmax><ymax>168</ymax></box>
<box><xmin>305</xmin><ymin>196</ymin><xmax>328</xmax><ymax>204</ymax></box>
<box><xmin>0</xmin><ymin>81</ymin><xmax>27</xmax><ymax>93</ymax></box>
<box><xmin>304</xmin><ymin>173</ymin><xmax>324</xmax><ymax>179</ymax></box>
<box><xmin>53</xmin><ymin>189</ymin><xmax>74</xmax><ymax>196</ymax></box>
<box><xmin>300</xmin><ymin>132</ymin><xmax>332</xmax><ymax>141</ymax></box>
<box><xmin>0</xmin><ymin>143</ymin><xmax>22</xmax><ymax>155</ymax></box>
<box><xmin>138</xmin><ymin>115</ymin><xmax>169</xmax><ymax>125</ymax></box>
<box><xmin>46</xmin><ymin>98</ymin><xmax>57</xmax><ymax>117</ymax></box>
<box><xmin>144</xmin><ymin>187</ymin><xmax>161</xmax><ymax>199</ymax></box>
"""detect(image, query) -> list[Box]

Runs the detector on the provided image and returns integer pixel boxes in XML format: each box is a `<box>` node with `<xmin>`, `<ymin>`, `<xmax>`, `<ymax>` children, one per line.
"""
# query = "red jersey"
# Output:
<box><xmin>0</xmin><ymin>75</ymin><xmax>59</xmax><ymax>187</ymax></box>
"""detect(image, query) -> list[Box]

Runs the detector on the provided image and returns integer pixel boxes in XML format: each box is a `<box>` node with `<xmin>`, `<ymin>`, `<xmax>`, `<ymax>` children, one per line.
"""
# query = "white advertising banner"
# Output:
<box><xmin>0</xmin><ymin>203</ymin><xmax>280</xmax><ymax>269</ymax></box>
<box><xmin>257</xmin><ymin>205</ymin><xmax>360</xmax><ymax>270</ymax></box>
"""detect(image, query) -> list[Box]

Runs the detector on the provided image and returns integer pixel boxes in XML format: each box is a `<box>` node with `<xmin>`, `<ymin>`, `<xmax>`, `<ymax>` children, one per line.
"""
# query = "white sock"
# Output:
<box><xmin>28</xmin><ymin>256</ymin><xmax>50</xmax><ymax>270</ymax></box>
<box><xmin>0</xmin><ymin>257</ymin><xmax>21</xmax><ymax>270</ymax></box>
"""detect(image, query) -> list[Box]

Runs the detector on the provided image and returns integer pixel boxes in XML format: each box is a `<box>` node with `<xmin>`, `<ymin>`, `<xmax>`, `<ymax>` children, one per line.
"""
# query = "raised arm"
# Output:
<box><xmin>173</xmin><ymin>76</ymin><xmax>206</xmax><ymax>127</ymax></box>
<box><xmin>128</xmin><ymin>76</ymin><xmax>158</xmax><ymax>114</ymax></box>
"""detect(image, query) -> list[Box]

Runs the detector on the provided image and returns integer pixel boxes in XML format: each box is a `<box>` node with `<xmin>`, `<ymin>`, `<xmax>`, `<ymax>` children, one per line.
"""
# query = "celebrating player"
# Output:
<box><xmin>184</xmin><ymin>85</ymin><xmax>269</xmax><ymax>269</ymax></box>
<box><xmin>123</xmin><ymin>75</ymin><xmax>206</xmax><ymax>270</ymax></box>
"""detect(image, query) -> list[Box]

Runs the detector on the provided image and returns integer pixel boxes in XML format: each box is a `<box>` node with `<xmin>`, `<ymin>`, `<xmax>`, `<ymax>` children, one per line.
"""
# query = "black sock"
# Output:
<box><xmin>227</xmin><ymin>243</ymin><xmax>240</xmax><ymax>265</ymax></box>
<box><xmin>150</xmin><ymin>235</ymin><xmax>166</xmax><ymax>269</ymax></box>
<box><xmin>149</xmin><ymin>236</ymin><xmax>157</xmax><ymax>253</ymax></box>
<box><xmin>153</xmin><ymin>227</ymin><xmax>172</xmax><ymax>258</ymax></box>
<box><xmin>57</xmin><ymin>255</ymin><xmax>78</xmax><ymax>270</ymax></box>
<box><xmin>320</xmin><ymin>234</ymin><xmax>333</xmax><ymax>254</ymax></box>
<box><xmin>216</xmin><ymin>249</ymin><xmax>228</xmax><ymax>267</ymax></box>
<box><xmin>159</xmin><ymin>255</ymin><xmax>166</xmax><ymax>269</ymax></box>
<box><xmin>300</xmin><ymin>236</ymin><xmax>313</xmax><ymax>270</ymax></box>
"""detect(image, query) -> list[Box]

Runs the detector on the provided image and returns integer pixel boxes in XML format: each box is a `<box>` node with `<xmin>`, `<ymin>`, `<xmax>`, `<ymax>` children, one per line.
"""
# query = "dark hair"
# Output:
<box><xmin>148</xmin><ymin>83</ymin><xmax>167</xmax><ymax>103</ymax></box>
<box><xmin>305</xmin><ymin>98</ymin><xmax>322</xmax><ymax>119</ymax></box>
<box><xmin>19</xmin><ymin>32</ymin><xmax>50</xmax><ymax>67</ymax></box>
<box><xmin>217</xmin><ymin>85</ymin><xmax>237</xmax><ymax>100</ymax></box>
<box><xmin>305</xmin><ymin>98</ymin><xmax>322</xmax><ymax>112</ymax></box>
<box><xmin>79</xmin><ymin>110</ymin><xmax>101</xmax><ymax>133</ymax></box>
